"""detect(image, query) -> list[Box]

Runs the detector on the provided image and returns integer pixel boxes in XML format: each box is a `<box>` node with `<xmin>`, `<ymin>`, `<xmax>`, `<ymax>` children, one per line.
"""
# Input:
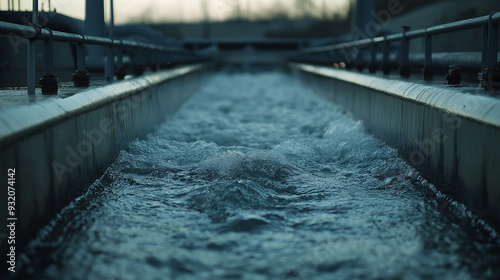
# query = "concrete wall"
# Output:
<box><xmin>0</xmin><ymin>64</ymin><xmax>208</xmax><ymax>258</ymax></box>
<box><xmin>290</xmin><ymin>62</ymin><xmax>500</xmax><ymax>229</ymax></box>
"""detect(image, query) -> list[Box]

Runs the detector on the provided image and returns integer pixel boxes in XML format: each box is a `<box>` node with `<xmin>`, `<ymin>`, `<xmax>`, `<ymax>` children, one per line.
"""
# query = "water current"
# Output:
<box><xmin>19</xmin><ymin>72</ymin><xmax>500</xmax><ymax>279</ymax></box>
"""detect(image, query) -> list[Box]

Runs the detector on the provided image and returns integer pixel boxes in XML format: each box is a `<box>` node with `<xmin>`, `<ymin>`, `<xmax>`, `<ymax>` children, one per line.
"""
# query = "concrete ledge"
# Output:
<box><xmin>0</xmin><ymin>64</ymin><xmax>208</xmax><ymax>257</ymax></box>
<box><xmin>290</xmin><ymin>62</ymin><xmax>500</xmax><ymax>228</ymax></box>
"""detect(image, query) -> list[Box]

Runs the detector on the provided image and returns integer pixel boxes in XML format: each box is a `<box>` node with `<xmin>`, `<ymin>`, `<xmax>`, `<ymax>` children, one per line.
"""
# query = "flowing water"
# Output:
<box><xmin>18</xmin><ymin>72</ymin><xmax>500</xmax><ymax>279</ymax></box>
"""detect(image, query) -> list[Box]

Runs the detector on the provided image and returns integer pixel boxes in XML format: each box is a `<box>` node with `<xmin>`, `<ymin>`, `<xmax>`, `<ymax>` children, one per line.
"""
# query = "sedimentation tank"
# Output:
<box><xmin>1</xmin><ymin>7</ymin><xmax>500</xmax><ymax>280</ymax></box>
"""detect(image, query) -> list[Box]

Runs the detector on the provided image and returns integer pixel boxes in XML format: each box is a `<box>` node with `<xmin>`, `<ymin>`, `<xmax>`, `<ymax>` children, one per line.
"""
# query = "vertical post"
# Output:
<box><xmin>486</xmin><ymin>16</ymin><xmax>499</xmax><ymax>71</ymax></box>
<box><xmin>399</xmin><ymin>26</ymin><xmax>411</xmax><ymax>78</ymax></box>
<box><xmin>73</xmin><ymin>42</ymin><xmax>91</xmax><ymax>87</ymax></box>
<box><xmin>115</xmin><ymin>46</ymin><xmax>126</xmax><ymax>80</ymax></box>
<box><xmin>38</xmin><ymin>34</ymin><xmax>59</xmax><ymax>94</ymax></box>
<box><xmin>368</xmin><ymin>40</ymin><xmax>377</xmax><ymax>73</ymax></box>
<box><xmin>481</xmin><ymin>23</ymin><xmax>489</xmax><ymax>73</ymax></box>
<box><xmin>381</xmin><ymin>38</ymin><xmax>391</xmax><ymax>75</ymax></box>
<box><xmin>202</xmin><ymin>0</ymin><xmax>210</xmax><ymax>38</ymax></box>
<box><xmin>352</xmin><ymin>0</ymin><xmax>376</xmax><ymax>40</ymax></box>
<box><xmin>105</xmin><ymin>46</ymin><xmax>114</xmax><ymax>81</ymax></box>
<box><xmin>482</xmin><ymin>12</ymin><xmax>500</xmax><ymax>90</ymax></box>
<box><xmin>109</xmin><ymin>0</ymin><xmax>115</xmax><ymax>39</ymax></box>
<box><xmin>423</xmin><ymin>29</ymin><xmax>433</xmax><ymax>80</ymax></box>
<box><xmin>355</xmin><ymin>47</ymin><xmax>365</xmax><ymax>72</ymax></box>
<box><xmin>85</xmin><ymin>0</ymin><xmax>105</xmax><ymax>69</ymax></box>
<box><xmin>76</xmin><ymin>43</ymin><xmax>86</xmax><ymax>71</ymax></box>
<box><xmin>43</xmin><ymin>39</ymin><xmax>52</xmax><ymax>75</ymax></box>
<box><xmin>27</xmin><ymin>0</ymin><xmax>38</xmax><ymax>95</ymax></box>
<box><xmin>105</xmin><ymin>0</ymin><xmax>115</xmax><ymax>81</ymax></box>
<box><xmin>133</xmin><ymin>49</ymin><xmax>144</xmax><ymax>76</ymax></box>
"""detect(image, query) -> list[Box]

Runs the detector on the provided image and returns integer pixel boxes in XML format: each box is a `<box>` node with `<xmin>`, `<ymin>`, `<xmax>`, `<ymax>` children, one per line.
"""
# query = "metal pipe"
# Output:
<box><xmin>27</xmin><ymin>0</ymin><xmax>38</xmax><ymax>95</ymax></box>
<box><xmin>0</xmin><ymin>21</ymin><xmax>193</xmax><ymax>55</ymax></box>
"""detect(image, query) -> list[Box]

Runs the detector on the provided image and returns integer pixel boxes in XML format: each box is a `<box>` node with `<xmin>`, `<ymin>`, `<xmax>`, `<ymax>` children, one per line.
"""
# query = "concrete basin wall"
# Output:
<box><xmin>0</xmin><ymin>64</ymin><xmax>208</xmax><ymax>256</ymax></box>
<box><xmin>290</xmin><ymin>62</ymin><xmax>500</xmax><ymax>229</ymax></box>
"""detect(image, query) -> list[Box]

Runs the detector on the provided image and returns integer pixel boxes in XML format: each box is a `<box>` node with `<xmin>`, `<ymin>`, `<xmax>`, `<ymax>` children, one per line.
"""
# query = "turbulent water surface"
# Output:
<box><xmin>21</xmin><ymin>72</ymin><xmax>500</xmax><ymax>279</ymax></box>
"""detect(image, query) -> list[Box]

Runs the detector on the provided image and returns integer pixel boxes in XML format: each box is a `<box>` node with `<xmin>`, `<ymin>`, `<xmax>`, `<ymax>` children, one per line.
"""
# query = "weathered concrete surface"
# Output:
<box><xmin>290</xmin><ymin>62</ymin><xmax>500</xmax><ymax>228</ymax></box>
<box><xmin>0</xmin><ymin>64</ymin><xmax>208</xmax><ymax>258</ymax></box>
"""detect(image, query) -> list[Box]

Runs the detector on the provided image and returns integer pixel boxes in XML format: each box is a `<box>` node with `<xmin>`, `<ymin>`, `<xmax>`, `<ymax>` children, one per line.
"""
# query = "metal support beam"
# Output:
<box><xmin>381</xmin><ymin>39</ymin><xmax>391</xmax><ymax>75</ymax></box>
<box><xmin>481</xmin><ymin>23</ymin><xmax>489</xmax><ymax>73</ymax></box>
<box><xmin>105</xmin><ymin>0</ymin><xmax>115</xmax><ymax>81</ymax></box>
<box><xmin>355</xmin><ymin>48</ymin><xmax>365</xmax><ymax>72</ymax></box>
<box><xmin>399</xmin><ymin>26</ymin><xmax>411</xmax><ymax>78</ymax></box>
<box><xmin>85</xmin><ymin>0</ymin><xmax>105</xmax><ymax>69</ymax></box>
<box><xmin>482</xmin><ymin>12</ymin><xmax>500</xmax><ymax>90</ymax></box>
<box><xmin>27</xmin><ymin>0</ymin><xmax>38</xmax><ymax>95</ymax></box>
<box><xmin>105</xmin><ymin>46</ymin><xmax>114</xmax><ymax>81</ymax></box>
<box><xmin>115</xmin><ymin>47</ymin><xmax>126</xmax><ymax>80</ymax></box>
<box><xmin>39</xmin><ymin>32</ymin><xmax>59</xmax><ymax>94</ymax></box>
<box><xmin>486</xmin><ymin>14</ymin><xmax>499</xmax><ymax>70</ymax></box>
<box><xmin>368</xmin><ymin>41</ymin><xmax>377</xmax><ymax>73</ymax></box>
<box><xmin>73</xmin><ymin>42</ymin><xmax>91</xmax><ymax>87</ymax></box>
<box><xmin>423</xmin><ymin>29</ymin><xmax>433</xmax><ymax>80</ymax></box>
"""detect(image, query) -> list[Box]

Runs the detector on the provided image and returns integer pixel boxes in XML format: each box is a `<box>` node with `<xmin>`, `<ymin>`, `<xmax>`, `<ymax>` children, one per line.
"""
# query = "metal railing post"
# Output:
<box><xmin>368</xmin><ymin>40</ymin><xmax>377</xmax><ymax>73</ymax></box>
<box><xmin>399</xmin><ymin>26</ymin><xmax>411</xmax><ymax>77</ymax></box>
<box><xmin>133</xmin><ymin>49</ymin><xmax>144</xmax><ymax>76</ymax></box>
<box><xmin>381</xmin><ymin>38</ymin><xmax>391</xmax><ymax>75</ymax></box>
<box><xmin>481</xmin><ymin>23</ymin><xmax>489</xmax><ymax>73</ymax></box>
<box><xmin>423</xmin><ymin>28</ymin><xmax>433</xmax><ymax>80</ymax></box>
<box><xmin>27</xmin><ymin>0</ymin><xmax>38</xmax><ymax>95</ymax></box>
<box><xmin>38</xmin><ymin>30</ymin><xmax>59</xmax><ymax>94</ymax></box>
<box><xmin>482</xmin><ymin>11</ymin><xmax>500</xmax><ymax>89</ymax></box>
<box><xmin>355</xmin><ymin>47</ymin><xmax>365</xmax><ymax>72</ymax></box>
<box><xmin>105</xmin><ymin>46</ymin><xmax>115</xmax><ymax>81</ymax></box>
<box><xmin>106</xmin><ymin>0</ymin><xmax>115</xmax><ymax>82</ymax></box>
<box><xmin>115</xmin><ymin>46</ymin><xmax>126</xmax><ymax>80</ymax></box>
<box><xmin>487</xmin><ymin>14</ymin><xmax>499</xmax><ymax>70</ymax></box>
<box><xmin>73</xmin><ymin>41</ymin><xmax>91</xmax><ymax>87</ymax></box>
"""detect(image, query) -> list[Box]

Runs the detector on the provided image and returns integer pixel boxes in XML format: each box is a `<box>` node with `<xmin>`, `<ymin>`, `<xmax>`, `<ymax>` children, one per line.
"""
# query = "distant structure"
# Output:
<box><xmin>202</xmin><ymin>0</ymin><xmax>210</xmax><ymax>38</ymax></box>
<box><xmin>352</xmin><ymin>0</ymin><xmax>376</xmax><ymax>38</ymax></box>
<box><xmin>85</xmin><ymin>0</ymin><xmax>106</xmax><ymax>69</ymax></box>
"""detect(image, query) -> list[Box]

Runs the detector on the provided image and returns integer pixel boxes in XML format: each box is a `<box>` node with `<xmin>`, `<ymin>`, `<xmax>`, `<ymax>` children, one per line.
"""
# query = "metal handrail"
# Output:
<box><xmin>296</xmin><ymin>11</ymin><xmax>500</xmax><ymax>88</ymax></box>
<box><xmin>301</xmin><ymin>12</ymin><xmax>500</xmax><ymax>53</ymax></box>
<box><xmin>0</xmin><ymin>19</ymin><xmax>201</xmax><ymax>95</ymax></box>
<box><xmin>0</xmin><ymin>21</ymin><xmax>191</xmax><ymax>54</ymax></box>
